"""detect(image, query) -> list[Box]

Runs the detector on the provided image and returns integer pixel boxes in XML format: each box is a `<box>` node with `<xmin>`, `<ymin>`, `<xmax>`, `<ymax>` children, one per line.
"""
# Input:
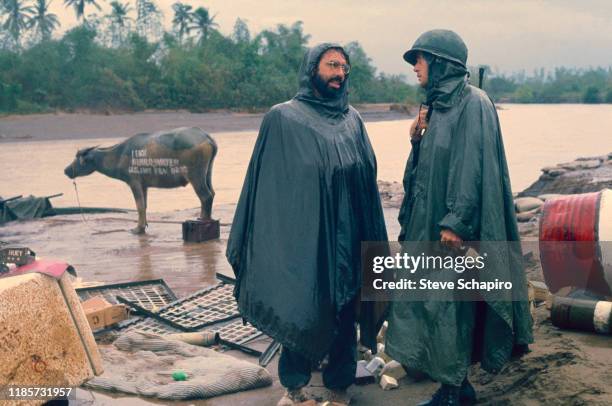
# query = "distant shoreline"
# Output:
<box><xmin>0</xmin><ymin>104</ymin><xmax>413</xmax><ymax>143</ymax></box>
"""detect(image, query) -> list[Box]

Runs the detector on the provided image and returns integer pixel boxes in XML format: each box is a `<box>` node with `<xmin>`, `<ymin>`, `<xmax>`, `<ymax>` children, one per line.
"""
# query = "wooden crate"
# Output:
<box><xmin>182</xmin><ymin>219</ymin><xmax>220</xmax><ymax>242</ymax></box>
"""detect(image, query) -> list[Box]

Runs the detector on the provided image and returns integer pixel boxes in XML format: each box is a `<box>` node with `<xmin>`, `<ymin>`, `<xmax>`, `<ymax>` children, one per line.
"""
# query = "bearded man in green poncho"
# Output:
<box><xmin>226</xmin><ymin>43</ymin><xmax>388</xmax><ymax>406</ymax></box>
<box><xmin>385</xmin><ymin>30</ymin><xmax>534</xmax><ymax>406</ymax></box>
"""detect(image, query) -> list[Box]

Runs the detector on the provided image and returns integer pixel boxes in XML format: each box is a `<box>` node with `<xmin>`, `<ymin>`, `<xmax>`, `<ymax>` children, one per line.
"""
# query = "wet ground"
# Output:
<box><xmin>0</xmin><ymin>204</ymin><xmax>400</xmax><ymax>297</ymax></box>
<box><xmin>0</xmin><ymin>204</ymin><xmax>234</xmax><ymax>297</ymax></box>
<box><xmin>0</xmin><ymin>106</ymin><xmax>410</xmax><ymax>143</ymax></box>
<box><xmin>2</xmin><ymin>105</ymin><xmax>612</xmax><ymax>404</ymax></box>
<box><xmin>1</xmin><ymin>207</ymin><xmax>611</xmax><ymax>405</ymax></box>
<box><xmin>0</xmin><ymin>205</ymin><xmax>412</xmax><ymax>406</ymax></box>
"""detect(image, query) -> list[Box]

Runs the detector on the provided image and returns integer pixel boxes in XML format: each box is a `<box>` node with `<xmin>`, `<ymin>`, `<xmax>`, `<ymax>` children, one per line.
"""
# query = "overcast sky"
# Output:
<box><xmin>49</xmin><ymin>0</ymin><xmax>612</xmax><ymax>78</ymax></box>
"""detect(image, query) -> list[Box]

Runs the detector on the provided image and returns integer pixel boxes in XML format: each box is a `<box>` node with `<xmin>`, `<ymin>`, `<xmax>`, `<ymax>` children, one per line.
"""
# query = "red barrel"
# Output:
<box><xmin>539</xmin><ymin>189</ymin><xmax>612</xmax><ymax>296</ymax></box>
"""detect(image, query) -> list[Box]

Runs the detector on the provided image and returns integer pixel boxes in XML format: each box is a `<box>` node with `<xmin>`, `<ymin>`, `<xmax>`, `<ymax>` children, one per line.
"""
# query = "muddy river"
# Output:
<box><xmin>1</xmin><ymin>104</ymin><xmax>611</xmax><ymax>296</ymax></box>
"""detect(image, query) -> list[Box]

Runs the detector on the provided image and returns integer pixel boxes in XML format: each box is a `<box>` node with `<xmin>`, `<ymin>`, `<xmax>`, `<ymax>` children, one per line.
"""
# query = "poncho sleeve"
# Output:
<box><xmin>226</xmin><ymin>108</ymin><xmax>280</xmax><ymax>283</ymax></box>
<box><xmin>437</xmin><ymin>96</ymin><xmax>494</xmax><ymax>240</ymax></box>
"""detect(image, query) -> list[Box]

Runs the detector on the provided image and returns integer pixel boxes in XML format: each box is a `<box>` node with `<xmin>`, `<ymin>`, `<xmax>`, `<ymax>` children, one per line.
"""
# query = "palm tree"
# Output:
<box><xmin>63</xmin><ymin>0</ymin><xmax>103</xmax><ymax>21</ymax></box>
<box><xmin>109</xmin><ymin>1</ymin><xmax>131</xmax><ymax>26</ymax></box>
<box><xmin>136</xmin><ymin>0</ymin><xmax>162</xmax><ymax>41</ymax></box>
<box><xmin>231</xmin><ymin>17</ymin><xmax>250</xmax><ymax>44</ymax></box>
<box><xmin>136</xmin><ymin>0</ymin><xmax>154</xmax><ymax>36</ymax></box>
<box><xmin>191</xmin><ymin>6</ymin><xmax>217</xmax><ymax>44</ymax></box>
<box><xmin>107</xmin><ymin>0</ymin><xmax>131</xmax><ymax>46</ymax></box>
<box><xmin>171</xmin><ymin>2</ymin><xmax>192</xmax><ymax>42</ymax></box>
<box><xmin>28</xmin><ymin>0</ymin><xmax>60</xmax><ymax>41</ymax></box>
<box><xmin>1</xmin><ymin>0</ymin><xmax>34</xmax><ymax>45</ymax></box>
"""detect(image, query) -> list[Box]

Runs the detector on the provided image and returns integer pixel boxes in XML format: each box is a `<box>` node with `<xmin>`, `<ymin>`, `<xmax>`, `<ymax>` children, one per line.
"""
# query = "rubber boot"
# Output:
<box><xmin>416</xmin><ymin>384</ymin><xmax>461</xmax><ymax>406</ymax></box>
<box><xmin>459</xmin><ymin>377</ymin><xmax>476</xmax><ymax>405</ymax></box>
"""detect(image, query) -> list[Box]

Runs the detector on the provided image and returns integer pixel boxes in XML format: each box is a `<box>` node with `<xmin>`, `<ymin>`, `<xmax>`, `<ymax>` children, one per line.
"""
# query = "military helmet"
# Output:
<box><xmin>403</xmin><ymin>29</ymin><xmax>468</xmax><ymax>68</ymax></box>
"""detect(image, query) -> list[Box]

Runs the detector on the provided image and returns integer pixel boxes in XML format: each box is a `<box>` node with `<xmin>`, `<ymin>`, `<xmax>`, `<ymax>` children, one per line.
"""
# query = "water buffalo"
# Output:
<box><xmin>64</xmin><ymin>127</ymin><xmax>217</xmax><ymax>234</ymax></box>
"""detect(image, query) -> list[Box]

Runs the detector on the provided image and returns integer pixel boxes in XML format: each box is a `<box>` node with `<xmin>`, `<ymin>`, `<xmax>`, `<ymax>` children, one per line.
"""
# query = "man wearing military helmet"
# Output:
<box><xmin>385</xmin><ymin>29</ymin><xmax>534</xmax><ymax>406</ymax></box>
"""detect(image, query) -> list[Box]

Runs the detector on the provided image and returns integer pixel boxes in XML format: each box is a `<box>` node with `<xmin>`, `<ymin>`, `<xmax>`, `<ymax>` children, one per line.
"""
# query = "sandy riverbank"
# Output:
<box><xmin>0</xmin><ymin>104</ymin><xmax>412</xmax><ymax>143</ymax></box>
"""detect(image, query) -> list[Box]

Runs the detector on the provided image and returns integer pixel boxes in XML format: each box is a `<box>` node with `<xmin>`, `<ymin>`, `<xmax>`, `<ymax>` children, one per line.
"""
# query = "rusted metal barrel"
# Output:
<box><xmin>539</xmin><ymin>189</ymin><xmax>612</xmax><ymax>296</ymax></box>
<box><xmin>551</xmin><ymin>296</ymin><xmax>612</xmax><ymax>334</ymax></box>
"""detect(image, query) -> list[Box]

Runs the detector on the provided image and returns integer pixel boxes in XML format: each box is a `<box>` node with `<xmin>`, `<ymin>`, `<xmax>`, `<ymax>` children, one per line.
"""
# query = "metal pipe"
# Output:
<box><xmin>551</xmin><ymin>296</ymin><xmax>612</xmax><ymax>334</ymax></box>
<box><xmin>116</xmin><ymin>295</ymin><xmax>196</xmax><ymax>332</ymax></box>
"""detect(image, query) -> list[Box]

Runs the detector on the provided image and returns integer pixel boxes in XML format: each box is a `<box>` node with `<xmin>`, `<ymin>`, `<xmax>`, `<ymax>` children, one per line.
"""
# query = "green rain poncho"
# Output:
<box><xmin>385</xmin><ymin>54</ymin><xmax>533</xmax><ymax>385</ymax></box>
<box><xmin>226</xmin><ymin>44</ymin><xmax>388</xmax><ymax>361</ymax></box>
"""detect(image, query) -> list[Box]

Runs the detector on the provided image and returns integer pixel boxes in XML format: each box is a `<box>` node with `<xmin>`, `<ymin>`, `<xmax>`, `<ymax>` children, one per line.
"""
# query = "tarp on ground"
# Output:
<box><xmin>0</xmin><ymin>198</ymin><xmax>18</xmax><ymax>224</ymax></box>
<box><xmin>0</xmin><ymin>195</ymin><xmax>127</xmax><ymax>225</ymax></box>
<box><xmin>5</xmin><ymin>195</ymin><xmax>54</xmax><ymax>221</ymax></box>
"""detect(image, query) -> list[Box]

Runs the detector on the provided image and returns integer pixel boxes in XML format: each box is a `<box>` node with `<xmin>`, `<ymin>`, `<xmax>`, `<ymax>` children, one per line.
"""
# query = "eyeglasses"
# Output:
<box><xmin>326</xmin><ymin>60</ymin><xmax>351</xmax><ymax>74</ymax></box>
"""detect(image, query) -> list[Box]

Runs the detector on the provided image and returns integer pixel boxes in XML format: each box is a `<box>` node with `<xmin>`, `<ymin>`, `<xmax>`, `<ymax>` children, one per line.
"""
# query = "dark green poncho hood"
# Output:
<box><xmin>226</xmin><ymin>43</ymin><xmax>388</xmax><ymax>360</ymax></box>
<box><xmin>423</xmin><ymin>52</ymin><xmax>468</xmax><ymax>110</ymax></box>
<box><xmin>385</xmin><ymin>53</ymin><xmax>533</xmax><ymax>385</ymax></box>
<box><xmin>295</xmin><ymin>43</ymin><xmax>350</xmax><ymax>118</ymax></box>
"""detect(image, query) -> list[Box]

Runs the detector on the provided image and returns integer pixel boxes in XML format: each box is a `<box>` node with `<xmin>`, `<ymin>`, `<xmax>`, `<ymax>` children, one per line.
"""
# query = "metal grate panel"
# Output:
<box><xmin>213</xmin><ymin>319</ymin><xmax>262</xmax><ymax>344</ymax></box>
<box><xmin>77</xmin><ymin>279</ymin><xmax>177</xmax><ymax>311</ymax></box>
<box><xmin>116</xmin><ymin>281</ymin><xmax>261</xmax><ymax>344</ymax></box>
<box><xmin>152</xmin><ymin>283</ymin><xmax>239</xmax><ymax>329</ymax></box>
<box><xmin>120</xmin><ymin>314</ymin><xmax>261</xmax><ymax>345</ymax></box>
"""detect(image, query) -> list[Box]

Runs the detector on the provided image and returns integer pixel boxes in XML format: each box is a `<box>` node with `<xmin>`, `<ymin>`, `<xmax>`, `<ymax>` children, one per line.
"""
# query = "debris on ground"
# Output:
<box><xmin>84</xmin><ymin>330</ymin><xmax>272</xmax><ymax>400</ymax></box>
<box><xmin>0</xmin><ymin>267</ymin><xmax>104</xmax><ymax>394</ymax></box>
<box><xmin>82</xmin><ymin>295</ymin><xmax>130</xmax><ymax>330</ymax></box>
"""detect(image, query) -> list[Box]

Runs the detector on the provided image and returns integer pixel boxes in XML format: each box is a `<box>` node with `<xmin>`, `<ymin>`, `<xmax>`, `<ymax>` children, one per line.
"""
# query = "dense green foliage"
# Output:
<box><xmin>476</xmin><ymin>66</ymin><xmax>612</xmax><ymax>104</ymax></box>
<box><xmin>0</xmin><ymin>16</ymin><xmax>417</xmax><ymax>113</ymax></box>
<box><xmin>1</xmin><ymin>0</ymin><xmax>611</xmax><ymax>114</ymax></box>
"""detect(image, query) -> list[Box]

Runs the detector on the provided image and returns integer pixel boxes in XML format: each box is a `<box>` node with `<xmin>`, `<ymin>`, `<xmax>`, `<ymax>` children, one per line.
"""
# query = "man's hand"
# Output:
<box><xmin>410</xmin><ymin>105</ymin><xmax>429</xmax><ymax>139</ymax></box>
<box><xmin>440</xmin><ymin>228</ymin><xmax>463</xmax><ymax>248</ymax></box>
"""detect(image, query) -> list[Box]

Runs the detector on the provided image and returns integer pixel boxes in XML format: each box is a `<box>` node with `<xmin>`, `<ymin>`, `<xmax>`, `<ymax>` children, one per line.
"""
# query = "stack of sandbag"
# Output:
<box><xmin>521</xmin><ymin>153</ymin><xmax>612</xmax><ymax>197</ymax></box>
<box><xmin>514</xmin><ymin>193</ymin><xmax>566</xmax><ymax>222</ymax></box>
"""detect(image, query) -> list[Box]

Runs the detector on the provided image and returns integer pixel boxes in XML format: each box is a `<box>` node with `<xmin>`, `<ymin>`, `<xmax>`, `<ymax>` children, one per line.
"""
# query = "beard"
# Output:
<box><xmin>312</xmin><ymin>73</ymin><xmax>344</xmax><ymax>99</ymax></box>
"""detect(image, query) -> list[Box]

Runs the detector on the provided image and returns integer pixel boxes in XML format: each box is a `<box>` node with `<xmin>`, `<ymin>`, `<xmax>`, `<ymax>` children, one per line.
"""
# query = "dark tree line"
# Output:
<box><xmin>477</xmin><ymin>66</ymin><xmax>612</xmax><ymax>104</ymax></box>
<box><xmin>1</xmin><ymin>1</ymin><xmax>611</xmax><ymax>114</ymax></box>
<box><xmin>0</xmin><ymin>1</ymin><xmax>417</xmax><ymax>113</ymax></box>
